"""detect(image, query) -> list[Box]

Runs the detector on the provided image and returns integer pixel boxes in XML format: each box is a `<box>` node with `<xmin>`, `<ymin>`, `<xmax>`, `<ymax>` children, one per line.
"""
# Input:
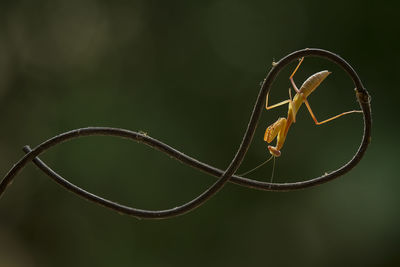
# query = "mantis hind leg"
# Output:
<box><xmin>304</xmin><ymin>99</ymin><xmax>363</xmax><ymax>125</ymax></box>
<box><xmin>290</xmin><ymin>57</ymin><xmax>304</xmax><ymax>93</ymax></box>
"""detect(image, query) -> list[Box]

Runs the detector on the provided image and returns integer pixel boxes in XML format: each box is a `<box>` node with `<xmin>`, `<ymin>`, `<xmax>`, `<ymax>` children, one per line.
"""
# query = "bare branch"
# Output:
<box><xmin>0</xmin><ymin>48</ymin><xmax>372</xmax><ymax>219</ymax></box>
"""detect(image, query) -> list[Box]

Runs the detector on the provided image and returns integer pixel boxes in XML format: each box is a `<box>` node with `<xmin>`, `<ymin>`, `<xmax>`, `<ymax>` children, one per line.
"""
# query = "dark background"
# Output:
<box><xmin>0</xmin><ymin>0</ymin><xmax>397</xmax><ymax>266</ymax></box>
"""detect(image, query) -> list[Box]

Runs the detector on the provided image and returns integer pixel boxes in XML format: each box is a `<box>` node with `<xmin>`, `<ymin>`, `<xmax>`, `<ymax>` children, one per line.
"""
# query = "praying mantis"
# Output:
<box><xmin>264</xmin><ymin>57</ymin><xmax>363</xmax><ymax>157</ymax></box>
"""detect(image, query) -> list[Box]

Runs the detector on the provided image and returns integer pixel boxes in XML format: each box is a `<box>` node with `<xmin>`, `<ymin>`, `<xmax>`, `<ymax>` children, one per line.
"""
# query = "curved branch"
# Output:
<box><xmin>0</xmin><ymin>48</ymin><xmax>372</xmax><ymax>219</ymax></box>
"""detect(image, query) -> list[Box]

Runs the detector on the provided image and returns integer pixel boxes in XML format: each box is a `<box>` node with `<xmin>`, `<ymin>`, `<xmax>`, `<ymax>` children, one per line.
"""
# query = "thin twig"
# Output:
<box><xmin>0</xmin><ymin>48</ymin><xmax>372</xmax><ymax>219</ymax></box>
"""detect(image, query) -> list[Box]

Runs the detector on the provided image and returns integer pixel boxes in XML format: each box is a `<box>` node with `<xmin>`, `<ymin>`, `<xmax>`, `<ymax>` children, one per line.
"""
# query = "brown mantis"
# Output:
<box><xmin>264</xmin><ymin>57</ymin><xmax>363</xmax><ymax>157</ymax></box>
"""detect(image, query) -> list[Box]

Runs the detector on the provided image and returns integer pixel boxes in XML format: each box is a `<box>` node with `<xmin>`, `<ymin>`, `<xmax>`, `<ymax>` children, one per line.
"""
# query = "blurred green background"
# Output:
<box><xmin>0</xmin><ymin>0</ymin><xmax>397</xmax><ymax>266</ymax></box>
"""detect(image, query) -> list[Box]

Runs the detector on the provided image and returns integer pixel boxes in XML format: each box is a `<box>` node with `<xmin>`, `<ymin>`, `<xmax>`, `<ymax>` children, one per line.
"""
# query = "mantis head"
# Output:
<box><xmin>268</xmin><ymin>145</ymin><xmax>281</xmax><ymax>157</ymax></box>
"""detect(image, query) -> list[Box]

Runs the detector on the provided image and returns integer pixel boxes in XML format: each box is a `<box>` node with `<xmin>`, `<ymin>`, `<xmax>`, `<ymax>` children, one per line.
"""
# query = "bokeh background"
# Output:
<box><xmin>0</xmin><ymin>0</ymin><xmax>397</xmax><ymax>266</ymax></box>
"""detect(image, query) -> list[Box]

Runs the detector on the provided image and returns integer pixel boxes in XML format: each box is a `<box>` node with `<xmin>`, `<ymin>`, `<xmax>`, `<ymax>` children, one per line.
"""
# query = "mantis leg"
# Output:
<box><xmin>304</xmin><ymin>99</ymin><xmax>363</xmax><ymax>125</ymax></box>
<box><xmin>288</xmin><ymin>88</ymin><xmax>296</xmax><ymax>123</ymax></box>
<box><xmin>264</xmin><ymin>117</ymin><xmax>288</xmax><ymax>157</ymax></box>
<box><xmin>265</xmin><ymin>91</ymin><xmax>291</xmax><ymax>110</ymax></box>
<box><xmin>264</xmin><ymin>117</ymin><xmax>287</xmax><ymax>143</ymax></box>
<box><xmin>289</xmin><ymin>57</ymin><xmax>304</xmax><ymax>93</ymax></box>
<box><xmin>266</xmin><ymin>89</ymin><xmax>296</xmax><ymax>122</ymax></box>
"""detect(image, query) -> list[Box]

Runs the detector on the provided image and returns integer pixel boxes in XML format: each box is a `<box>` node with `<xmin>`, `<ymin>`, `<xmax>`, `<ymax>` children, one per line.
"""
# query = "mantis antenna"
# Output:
<box><xmin>237</xmin><ymin>155</ymin><xmax>274</xmax><ymax>177</ymax></box>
